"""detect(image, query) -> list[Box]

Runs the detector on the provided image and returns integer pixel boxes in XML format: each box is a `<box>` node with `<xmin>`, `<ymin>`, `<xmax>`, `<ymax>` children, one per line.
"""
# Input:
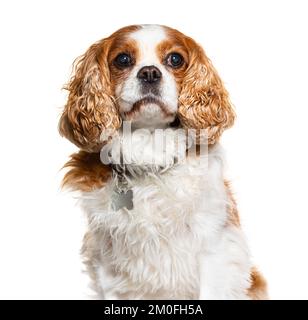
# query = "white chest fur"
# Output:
<box><xmin>79</xmin><ymin>133</ymin><xmax>252</xmax><ymax>299</ymax></box>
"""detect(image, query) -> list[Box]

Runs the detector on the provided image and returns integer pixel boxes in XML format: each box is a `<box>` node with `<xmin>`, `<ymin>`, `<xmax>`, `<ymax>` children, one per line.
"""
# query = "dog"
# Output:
<box><xmin>59</xmin><ymin>24</ymin><xmax>267</xmax><ymax>299</ymax></box>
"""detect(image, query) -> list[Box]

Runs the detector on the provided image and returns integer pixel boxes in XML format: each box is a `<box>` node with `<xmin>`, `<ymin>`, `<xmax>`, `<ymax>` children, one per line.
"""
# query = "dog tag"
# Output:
<box><xmin>112</xmin><ymin>189</ymin><xmax>133</xmax><ymax>211</ymax></box>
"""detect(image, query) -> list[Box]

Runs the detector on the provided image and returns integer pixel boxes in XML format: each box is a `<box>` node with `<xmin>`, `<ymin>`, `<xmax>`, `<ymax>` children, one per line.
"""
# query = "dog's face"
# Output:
<box><xmin>59</xmin><ymin>25</ymin><xmax>235</xmax><ymax>152</ymax></box>
<box><xmin>110</xmin><ymin>25</ymin><xmax>183</xmax><ymax>129</ymax></box>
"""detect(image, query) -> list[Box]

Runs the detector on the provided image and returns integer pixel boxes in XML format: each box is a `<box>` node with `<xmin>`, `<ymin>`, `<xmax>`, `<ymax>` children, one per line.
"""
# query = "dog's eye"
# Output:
<box><xmin>114</xmin><ymin>53</ymin><xmax>133</xmax><ymax>68</ymax></box>
<box><xmin>166</xmin><ymin>52</ymin><xmax>184</xmax><ymax>68</ymax></box>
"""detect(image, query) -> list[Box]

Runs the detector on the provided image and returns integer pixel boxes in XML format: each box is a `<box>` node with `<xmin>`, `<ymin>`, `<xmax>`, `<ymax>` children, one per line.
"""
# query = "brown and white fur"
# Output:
<box><xmin>59</xmin><ymin>24</ymin><xmax>267</xmax><ymax>299</ymax></box>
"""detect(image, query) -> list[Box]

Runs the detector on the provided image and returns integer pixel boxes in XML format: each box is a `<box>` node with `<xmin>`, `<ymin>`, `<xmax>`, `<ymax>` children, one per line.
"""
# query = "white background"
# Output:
<box><xmin>0</xmin><ymin>0</ymin><xmax>307</xmax><ymax>299</ymax></box>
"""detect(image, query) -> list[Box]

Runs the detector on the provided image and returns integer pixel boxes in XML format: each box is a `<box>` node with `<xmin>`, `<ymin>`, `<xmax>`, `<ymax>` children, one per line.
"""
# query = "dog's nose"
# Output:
<box><xmin>137</xmin><ymin>66</ymin><xmax>162</xmax><ymax>84</ymax></box>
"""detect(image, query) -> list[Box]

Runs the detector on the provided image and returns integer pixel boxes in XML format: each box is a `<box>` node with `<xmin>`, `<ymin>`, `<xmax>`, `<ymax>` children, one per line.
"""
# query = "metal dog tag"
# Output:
<box><xmin>112</xmin><ymin>189</ymin><xmax>133</xmax><ymax>211</ymax></box>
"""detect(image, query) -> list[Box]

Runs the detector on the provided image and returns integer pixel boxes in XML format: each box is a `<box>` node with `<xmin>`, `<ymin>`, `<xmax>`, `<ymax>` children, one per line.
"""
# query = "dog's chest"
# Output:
<box><xmin>81</xmin><ymin>151</ymin><xmax>228</xmax><ymax>298</ymax></box>
<box><xmin>88</xmin><ymin>161</ymin><xmax>210</xmax><ymax>240</ymax></box>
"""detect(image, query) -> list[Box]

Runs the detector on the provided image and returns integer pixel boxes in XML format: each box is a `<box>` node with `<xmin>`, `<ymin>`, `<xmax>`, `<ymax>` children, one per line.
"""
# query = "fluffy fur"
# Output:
<box><xmin>59</xmin><ymin>24</ymin><xmax>267</xmax><ymax>299</ymax></box>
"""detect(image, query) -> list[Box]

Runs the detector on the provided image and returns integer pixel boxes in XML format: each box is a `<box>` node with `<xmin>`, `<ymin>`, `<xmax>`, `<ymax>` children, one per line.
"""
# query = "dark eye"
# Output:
<box><xmin>167</xmin><ymin>52</ymin><xmax>184</xmax><ymax>68</ymax></box>
<box><xmin>114</xmin><ymin>53</ymin><xmax>133</xmax><ymax>68</ymax></box>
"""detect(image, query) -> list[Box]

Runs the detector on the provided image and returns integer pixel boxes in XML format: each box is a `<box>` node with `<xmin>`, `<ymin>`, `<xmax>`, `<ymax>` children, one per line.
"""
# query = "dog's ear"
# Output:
<box><xmin>178</xmin><ymin>37</ymin><xmax>235</xmax><ymax>144</ymax></box>
<box><xmin>59</xmin><ymin>40</ymin><xmax>121</xmax><ymax>152</ymax></box>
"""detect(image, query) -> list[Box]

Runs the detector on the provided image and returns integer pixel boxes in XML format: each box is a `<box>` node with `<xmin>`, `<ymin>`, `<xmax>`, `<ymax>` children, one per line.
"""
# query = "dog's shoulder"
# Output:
<box><xmin>61</xmin><ymin>151</ymin><xmax>112</xmax><ymax>192</ymax></box>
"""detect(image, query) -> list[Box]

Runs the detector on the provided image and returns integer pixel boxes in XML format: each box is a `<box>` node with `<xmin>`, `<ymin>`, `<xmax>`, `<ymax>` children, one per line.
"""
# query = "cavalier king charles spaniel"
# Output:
<box><xmin>59</xmin><ymin>24</ymin><xmax>267</xmax><ymax>299</ymax></box>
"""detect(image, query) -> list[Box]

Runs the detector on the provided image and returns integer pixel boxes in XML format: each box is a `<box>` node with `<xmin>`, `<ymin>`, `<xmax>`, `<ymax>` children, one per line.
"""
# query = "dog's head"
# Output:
<box><xmin>59</xmin><ymin>25</ymin><xmax>235</xmax><ymax>152</ymax></box>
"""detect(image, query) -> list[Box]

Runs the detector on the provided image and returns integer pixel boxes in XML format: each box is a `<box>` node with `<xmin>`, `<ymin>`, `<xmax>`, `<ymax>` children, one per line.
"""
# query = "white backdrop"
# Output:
<box><xmin>0</xmin><ymin>0</ymin><xmax>307</xmax><ymax>299</ymax></box>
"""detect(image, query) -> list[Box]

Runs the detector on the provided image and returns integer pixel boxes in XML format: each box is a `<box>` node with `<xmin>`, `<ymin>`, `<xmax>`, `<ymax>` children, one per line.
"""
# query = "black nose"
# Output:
<box><xmin>137</xmin><ymin>65</ymin><xmax>162</xmax><ymax>84</ymax></box>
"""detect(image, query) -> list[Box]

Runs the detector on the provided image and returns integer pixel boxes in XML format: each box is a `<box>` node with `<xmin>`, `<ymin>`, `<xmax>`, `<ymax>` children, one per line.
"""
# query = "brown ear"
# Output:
<box><xmin>59</xmin><ymin>40</ymin><xmax>121</xmax><ymax>152</ymax></box>
<box><xmin>178</xmin><ymin>38</ymin><xmax>235</xmax><ymax>144</ymax></box>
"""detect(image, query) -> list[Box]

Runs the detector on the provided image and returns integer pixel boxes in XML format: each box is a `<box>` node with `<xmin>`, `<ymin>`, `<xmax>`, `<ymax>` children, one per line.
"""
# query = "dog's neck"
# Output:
<box><xmin>105</xmin><ymin>128</ymin><xmax>189</xmax><ymax>178</ymax></box>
